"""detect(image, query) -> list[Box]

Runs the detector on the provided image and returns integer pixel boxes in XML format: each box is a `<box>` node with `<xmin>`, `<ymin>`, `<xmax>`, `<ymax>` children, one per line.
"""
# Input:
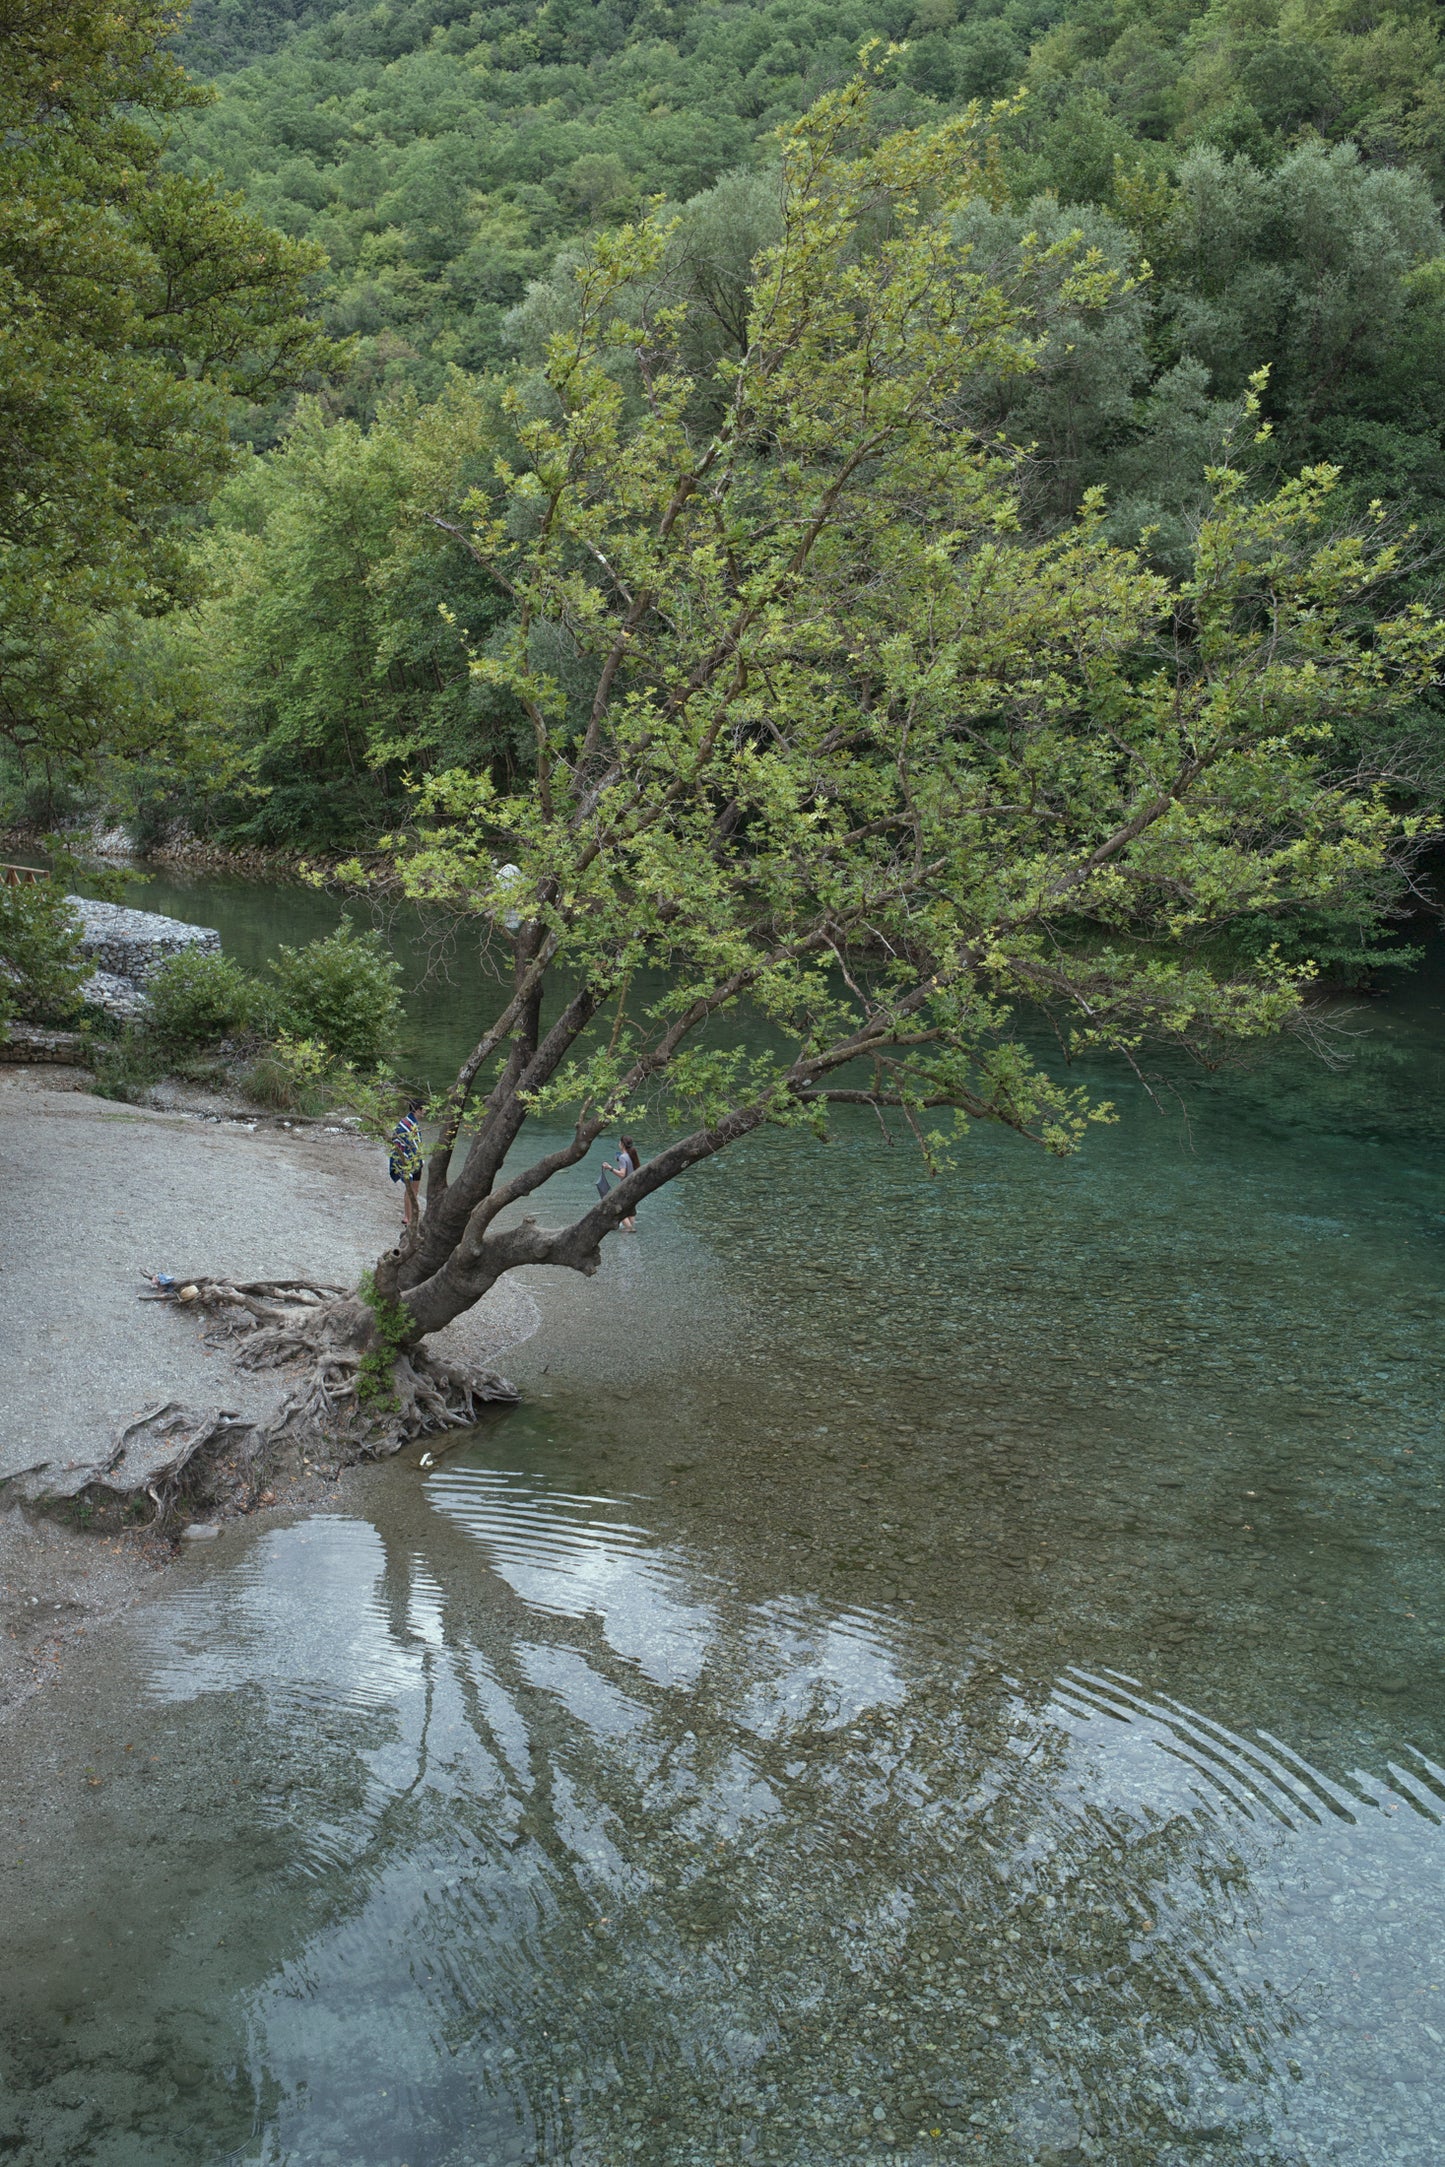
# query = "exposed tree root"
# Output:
<box><xmin>137</xmin><ymin>1274</ymin><xmax>520</xmax><ymax>1481</ymax></box>
<box><xmin>15</xmin><ymin>1400</ymin><xmax>264</xmax><ymax>1520</ymax></box>
<box><xmin>8</xmin><ymin>1276</ymin><xmax>522</xmax><ymax>1524</ymax></box>
<box><xmin>258</xmin><ymin>1340</ymin><xmax>519</xmax><ymax>1459</ymax></box>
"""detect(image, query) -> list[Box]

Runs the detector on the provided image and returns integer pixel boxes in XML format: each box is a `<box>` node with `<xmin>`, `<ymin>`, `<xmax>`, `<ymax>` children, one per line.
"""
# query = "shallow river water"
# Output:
<box><xmin>3</xmin><ymin>876</ymin><xmax>1445</xmax><ymax>2166</ymax></box>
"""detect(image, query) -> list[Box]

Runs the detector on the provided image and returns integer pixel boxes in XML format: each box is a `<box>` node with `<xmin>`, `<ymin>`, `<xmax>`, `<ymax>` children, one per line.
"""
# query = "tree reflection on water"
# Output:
<box><xmin>116</xmin><ymin>1481</ymin><xmax>1440</xmax><ymax>2167</ymax></box>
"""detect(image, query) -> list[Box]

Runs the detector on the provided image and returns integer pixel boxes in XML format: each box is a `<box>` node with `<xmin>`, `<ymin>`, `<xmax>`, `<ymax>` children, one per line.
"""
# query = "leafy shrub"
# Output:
<box><xmin>0</xmin><ymin>880</ymin><xmax>86</xmax><ymax>1028</ymax></box>
<box><xmin>266</xmin><ymin>918</ymin><xmax>402</xmax><ymax>1068</ymax></box>
<box><xmin>240</xmin><ymin>1034</ymin><xmax>333</xmax><ymax>1114</ymax></box>
<box><xmin>88</xmin><ymin>1024</ymin><xmax>165</xmax><ymax>1102</ymax></box>
<box><xmin>144</xmin><ymin>948</ymin><xmax>267</xmax><ymax>1048</ymax></box>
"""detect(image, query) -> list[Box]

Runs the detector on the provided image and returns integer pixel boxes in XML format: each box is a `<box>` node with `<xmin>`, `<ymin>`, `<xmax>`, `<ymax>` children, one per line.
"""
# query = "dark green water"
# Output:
<box><xmin>4</xmin><ymin>874</ymin><xmax>1444</xmax><ymax>2165</ymax></box>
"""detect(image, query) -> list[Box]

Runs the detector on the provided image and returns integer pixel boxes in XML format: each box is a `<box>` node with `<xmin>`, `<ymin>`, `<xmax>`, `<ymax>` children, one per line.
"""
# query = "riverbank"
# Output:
<box><xmin>0</xmin><ymin>1066</ymin><xmax>537</xmax><ymax>1714</ymax></box>
<box><xmin>5</xmin><ymin>902</ymin><xmax>1443</xmax><ymax>2164</ymax></box>
<box><xmin>0</xmin><ymin>821</ymin><xmax>395</xmax><ymax>887</ymax></box>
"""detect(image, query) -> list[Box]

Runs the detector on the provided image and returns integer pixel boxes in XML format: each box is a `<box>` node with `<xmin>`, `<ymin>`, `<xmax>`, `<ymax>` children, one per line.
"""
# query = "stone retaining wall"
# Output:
<box><xmin>2</xmin><ymin>1024</ymin><xmax>86</xmax><ymax>1063</ymax></box>
<box><xmin>69</xmin><ymin>897</ymin><xmax>220</xmax><ymax>984</ymax></box>
<box><xmin>77</xmin><ymin>969</ymin><xmax>149</xmax><ymax>1020</ymax></box>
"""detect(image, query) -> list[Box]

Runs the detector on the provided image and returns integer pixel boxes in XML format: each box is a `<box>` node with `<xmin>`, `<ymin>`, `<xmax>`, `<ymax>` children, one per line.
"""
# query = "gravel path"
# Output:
<box><xmin>0</xmin><ymin>1069</ymin><xmax>536</xmax><ymax>1492</ymax></box>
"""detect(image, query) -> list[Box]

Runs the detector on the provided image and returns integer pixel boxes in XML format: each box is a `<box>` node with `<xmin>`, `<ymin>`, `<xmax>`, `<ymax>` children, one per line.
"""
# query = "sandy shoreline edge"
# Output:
<box><xmin>0</xmin><ymin>1066</ymin><xmax>540</xmax><ymax>1716</ymax></box>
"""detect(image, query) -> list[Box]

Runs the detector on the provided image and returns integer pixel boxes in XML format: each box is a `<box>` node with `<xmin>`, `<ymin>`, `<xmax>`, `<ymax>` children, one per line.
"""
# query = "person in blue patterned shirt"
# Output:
<box><xmin>388</xmin><ymin>1100</ymin><xmax>424</xmax><ymax>1231</ymax></box>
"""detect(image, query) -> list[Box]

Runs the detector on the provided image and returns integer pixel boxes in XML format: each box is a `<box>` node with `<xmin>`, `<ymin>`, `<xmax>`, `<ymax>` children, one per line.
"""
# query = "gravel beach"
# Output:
<box><xmin>0</xmin><ymin>1066</ymin><xmax>538</xmax><ymax>1711</ymax></box>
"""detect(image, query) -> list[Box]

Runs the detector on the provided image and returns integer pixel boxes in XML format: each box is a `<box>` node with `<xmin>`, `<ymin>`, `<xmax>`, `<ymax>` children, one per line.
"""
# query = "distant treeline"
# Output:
<box><xmin>174</xmin><ymin>0</ymin><xmax>1445</xmax><ymax>414</ymax></box>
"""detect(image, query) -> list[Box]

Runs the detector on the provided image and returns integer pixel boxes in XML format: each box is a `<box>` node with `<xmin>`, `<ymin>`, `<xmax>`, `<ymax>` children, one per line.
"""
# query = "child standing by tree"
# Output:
<box><xmin>389</xmin><ymin>1100</ymin><xmax>424</xmax><ymax>1232</ymax></box>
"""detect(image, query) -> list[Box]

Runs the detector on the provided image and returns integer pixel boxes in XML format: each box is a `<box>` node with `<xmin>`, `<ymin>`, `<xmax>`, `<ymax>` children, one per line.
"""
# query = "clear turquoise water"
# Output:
<box><xmin>5</xmin><ymin>875</ymin><xmax>1443</xmax><ymax>2164</ymax></box>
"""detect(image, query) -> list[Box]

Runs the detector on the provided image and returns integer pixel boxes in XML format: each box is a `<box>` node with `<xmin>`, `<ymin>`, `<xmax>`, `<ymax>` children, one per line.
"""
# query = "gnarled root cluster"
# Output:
<box><xmin>140</xmin><ymin>1274</ymin><xmax>519</xmax><ymax>1482</ymax></box>
<box><xmin>18</xmin><ymin>1399</ymin><xmax>267</xmax><ymax>1524</ymax></box>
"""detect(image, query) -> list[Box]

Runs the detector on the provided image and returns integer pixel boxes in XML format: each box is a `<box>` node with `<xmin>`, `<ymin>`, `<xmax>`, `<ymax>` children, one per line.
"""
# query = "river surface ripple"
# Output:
<box><xmin>4</xmin><ymin>875</ymin><xmax>1444</xmax><ymax>2165</ymax></box>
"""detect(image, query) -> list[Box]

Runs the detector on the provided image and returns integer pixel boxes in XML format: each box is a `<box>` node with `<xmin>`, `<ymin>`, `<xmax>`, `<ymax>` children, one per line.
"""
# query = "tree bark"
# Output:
<box><xmin>383</xmin><ymin>1096</ymin><xmax>776</xmax><ymax>1346</ymax></box>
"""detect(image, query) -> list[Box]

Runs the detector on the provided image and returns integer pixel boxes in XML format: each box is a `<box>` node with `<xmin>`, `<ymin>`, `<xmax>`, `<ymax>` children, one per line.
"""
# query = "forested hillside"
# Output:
<box><xmin>6</xmin><ymin>0</ymin><xmax>1444</xmax><ymax>986</ymax></box>
<box><xmin>174</xmin><ymin>0</ymin><xmax>1445</xmax><ymax>406</ymax></box>
<box><xmin>0</xmin><ymin>0</ymin><xmax>328</xmax><ymax>806</ymax></box>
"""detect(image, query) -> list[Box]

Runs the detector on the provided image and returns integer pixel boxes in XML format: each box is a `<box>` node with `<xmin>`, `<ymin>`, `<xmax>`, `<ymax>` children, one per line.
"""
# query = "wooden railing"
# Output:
<box><xmin>1</xmin><ymin>862</ymin><xmax>45</xmax><ymax>886</ymax></box>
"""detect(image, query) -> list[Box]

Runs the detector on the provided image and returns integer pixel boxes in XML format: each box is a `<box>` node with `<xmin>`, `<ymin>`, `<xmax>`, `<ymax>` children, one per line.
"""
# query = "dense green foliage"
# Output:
<box><xmin>143</xmin><ymin>919</ymin><xmax>402</xmax><ymax>1061</ymax></box>
<box><xmin>266</xmin><ymin>919</ymin><xmax>404</xmax><ymax>1064</ymax></box>
<box><xmin>143</xmin><ymin>947</ymin><xmax>266</xmax><ymax>1047</ymax></box>
<box><xmin>327</xmin><ymin>76</ymin><xmax>1440</xmax><ymax>1345</ymax></box>
<box><xmin>172</xmin><ymin>0</ymin><xmax>1445</xmax><ymax>414</ymax></box>
<box><xmin>139</xmin><ymin>0</ymin><xmax>1445</xmax><ymax>907</ymax></box>
<box><xmin>175</xmin><ymin>0</ymin><xmax>934</xmax><ymax>403</ymax></box>
<box><xmin>168</xmin><ymin>386</ymin><xmax>517</xmax><ymax>845</ymax></box>
<box><xmin>9</xmin><ymin>0</ymin><xmax>1445</xmax><ymax>990</ymax></box>
<box><xmin>90</xmin><ymin>918</ymin><xmax>402</xmax><ymax>1103</ymax></box>
<box><xmin>1012</xmin><ymin>0</ymin><xmax>1445</xmax><ymax>187</ymax></box>
<box><xmin>0</xmin><ymin>0</ymin><xmax>332</xmax><ymax>792</ymax></box>
<box><xmin>0</xmin><ymin>883</ymin><xmax>86</xmax><ymax>1031</ymax></box>
<box><xmin>182</xmin><ymin>0</ymin><xmax>357</xmax><ymax>72</ymax></box>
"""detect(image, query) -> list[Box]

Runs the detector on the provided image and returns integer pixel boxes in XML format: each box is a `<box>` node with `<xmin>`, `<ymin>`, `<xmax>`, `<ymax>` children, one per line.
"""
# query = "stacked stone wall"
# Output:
<box><xmin>69</xmin><ymin>897</ymin><xmax>220</xmax><ymax>984</ymax></box>
<box><xmin>2</xmin><ymin>899</ymin><xmax>224</xmax><ymax>1040</ymax></box>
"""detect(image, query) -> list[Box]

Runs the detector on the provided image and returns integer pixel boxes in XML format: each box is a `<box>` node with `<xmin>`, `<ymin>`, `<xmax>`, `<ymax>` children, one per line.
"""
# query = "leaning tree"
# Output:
<box><xmin>161</xmin><ymin>66</ymin><xmax>1437</xmax><ymax>1462</ymax></box>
